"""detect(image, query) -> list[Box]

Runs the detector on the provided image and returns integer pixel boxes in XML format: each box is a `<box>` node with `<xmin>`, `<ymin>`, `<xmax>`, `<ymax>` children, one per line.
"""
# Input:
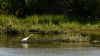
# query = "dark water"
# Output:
<box><xmin>0</xmin><ymin>33</ymin><xmax>100</xmax><ymax>56</ymax></box>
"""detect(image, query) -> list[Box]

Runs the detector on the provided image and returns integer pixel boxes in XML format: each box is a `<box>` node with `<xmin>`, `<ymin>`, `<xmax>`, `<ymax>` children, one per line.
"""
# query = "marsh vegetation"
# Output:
<box><xmin>0</xmin><ymin>0</ymin><xmax>100</xmax><ymax>42</ymax></box>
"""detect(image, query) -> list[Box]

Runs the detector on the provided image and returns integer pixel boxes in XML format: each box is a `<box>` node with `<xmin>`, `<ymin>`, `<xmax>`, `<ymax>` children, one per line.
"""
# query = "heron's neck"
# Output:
<box><xmin>27</xmin><ymin>34</ymin><xmax>32</xmax><ymax>38</ymax></box>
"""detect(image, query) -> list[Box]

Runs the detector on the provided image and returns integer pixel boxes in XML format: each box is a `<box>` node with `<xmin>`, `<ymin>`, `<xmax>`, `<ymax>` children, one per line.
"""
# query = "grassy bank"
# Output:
<box><xmin>0</xmin><ymin>14</ymin><xmax>100</xmax><ymax>34</ymax></box>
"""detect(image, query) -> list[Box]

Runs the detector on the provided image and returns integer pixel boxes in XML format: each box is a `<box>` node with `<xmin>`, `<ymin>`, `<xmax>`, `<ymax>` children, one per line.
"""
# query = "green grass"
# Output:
<box><xmin>0</xmin><ymin>14</ymin><xmax>100</xmax><ymax>34</ymax></box>
<box><xmin>24</xmin><ymin>15</ymin><xmax>68</xmax><ymax>25</ymax></box>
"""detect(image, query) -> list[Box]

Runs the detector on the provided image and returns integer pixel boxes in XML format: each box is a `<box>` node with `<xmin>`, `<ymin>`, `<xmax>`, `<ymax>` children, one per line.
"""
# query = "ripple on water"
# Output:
<box><xmin>0</xmin><ymin>47</ymin><xmax>100</xmax><ymax>56</ymax></box>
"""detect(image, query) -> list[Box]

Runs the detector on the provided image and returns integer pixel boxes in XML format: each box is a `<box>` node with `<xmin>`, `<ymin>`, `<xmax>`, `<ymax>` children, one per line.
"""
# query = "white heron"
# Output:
<box><xmin>21</xmin><ymin>34</ymin><xmax>33</xmax><ymax>42</ymax></box>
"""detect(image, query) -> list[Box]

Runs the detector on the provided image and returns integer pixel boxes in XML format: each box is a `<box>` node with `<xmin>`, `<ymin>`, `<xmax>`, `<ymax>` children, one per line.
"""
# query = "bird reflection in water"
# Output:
<box><xmin>21</xmin><ymin>43</ymin><xmax>29</xmax><ymax>48</ymax></box>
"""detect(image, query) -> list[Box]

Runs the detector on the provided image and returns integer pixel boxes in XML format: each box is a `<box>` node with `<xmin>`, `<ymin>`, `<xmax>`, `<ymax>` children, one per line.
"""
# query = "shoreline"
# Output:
<box><xmin>0</xmin><ymin>28</ymin><xmax>100</xmax><ymax>34</ymax></box>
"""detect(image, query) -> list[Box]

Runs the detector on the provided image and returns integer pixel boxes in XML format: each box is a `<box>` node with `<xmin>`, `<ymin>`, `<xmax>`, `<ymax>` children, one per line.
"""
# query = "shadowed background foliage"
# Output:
<box><xmin>0</xmin><ymin>0</ymin><xmax>99</xmax><ymax>17</ymax></box>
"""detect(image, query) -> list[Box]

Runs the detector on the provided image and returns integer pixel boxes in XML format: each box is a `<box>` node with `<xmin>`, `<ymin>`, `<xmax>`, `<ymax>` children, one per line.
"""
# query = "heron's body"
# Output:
<box><xmin>21</xmin><ymin>34</ymin><xmax>33</xmax><ymax>42</ymax></box>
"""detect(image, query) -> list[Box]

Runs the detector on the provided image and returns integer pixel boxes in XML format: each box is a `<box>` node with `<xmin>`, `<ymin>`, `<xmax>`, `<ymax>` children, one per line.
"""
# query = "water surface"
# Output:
<box><xmin>0</xmin><ymin>33</ymin><xmax>100</xmax><ymax>56</ymax></box>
